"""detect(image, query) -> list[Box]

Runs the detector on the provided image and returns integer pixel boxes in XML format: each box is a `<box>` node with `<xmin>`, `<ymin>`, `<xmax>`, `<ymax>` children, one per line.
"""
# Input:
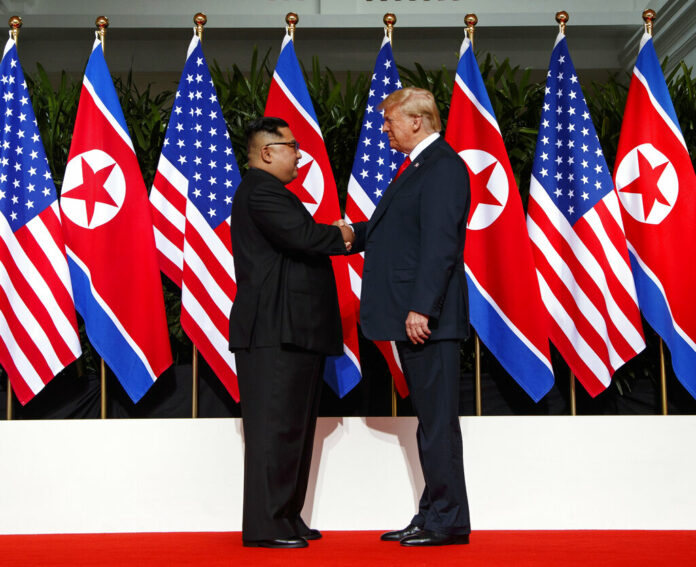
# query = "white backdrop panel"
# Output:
<box><xmin>0</xmin><ymin>416</ymin><xmax>694</xmax><ymax>534</ymax></box>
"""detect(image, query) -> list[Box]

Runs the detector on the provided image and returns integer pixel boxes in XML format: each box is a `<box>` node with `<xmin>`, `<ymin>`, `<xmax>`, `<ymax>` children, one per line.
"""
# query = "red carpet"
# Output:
<box><xmin>1</xmin><ymin>531</ymin><xmax>695</xmax><ymax>566</ymax></box>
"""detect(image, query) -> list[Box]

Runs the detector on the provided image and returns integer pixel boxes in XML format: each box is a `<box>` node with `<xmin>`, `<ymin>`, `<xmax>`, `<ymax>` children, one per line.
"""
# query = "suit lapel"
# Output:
<box><xmin>367</xmin><ymin>138</ymin><xmax>443</xmax><ymax>236</ymax></box>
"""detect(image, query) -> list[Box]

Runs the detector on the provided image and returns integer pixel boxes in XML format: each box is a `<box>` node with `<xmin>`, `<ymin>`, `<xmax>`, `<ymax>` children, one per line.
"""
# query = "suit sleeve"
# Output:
<box><xmin>410</xmin><ymin>155</ymin><xmax>470</xmax><ymax>319</ymax></box>
<box><xmin>349</xmin><ymin>221</ymin><xmax>367</xmax><ymax>254</ymax></box>
<box><xmin>248</xmin><ymin>180</ymin><xmax>346</xmax><ymax>256</ymax></box>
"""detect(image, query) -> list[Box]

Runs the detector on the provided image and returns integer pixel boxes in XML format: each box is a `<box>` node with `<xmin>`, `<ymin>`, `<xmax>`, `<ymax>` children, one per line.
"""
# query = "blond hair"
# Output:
<box><xmin>378</xmin><ymin>87</ymin><xmax>442</xmax><ymax>133</ymax></box>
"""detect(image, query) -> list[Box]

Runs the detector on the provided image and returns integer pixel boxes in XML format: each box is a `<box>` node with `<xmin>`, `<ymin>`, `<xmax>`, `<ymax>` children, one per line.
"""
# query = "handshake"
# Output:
<box><xmin>332</xmin><ymin>219</ymin><xmax>355</xmax><ymax>251</ymax></box>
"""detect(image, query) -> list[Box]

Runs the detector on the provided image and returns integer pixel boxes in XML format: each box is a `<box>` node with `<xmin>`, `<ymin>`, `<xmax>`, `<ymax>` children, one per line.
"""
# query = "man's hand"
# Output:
<box><xmin>332</xmin><ymin>219</ymin><xmax>355</xmax><ymax>251</ymax></box>
<box><xmin>405</xmin><ymin>311</ymin><xmax>431</xmax><ymax>345</ymax></box>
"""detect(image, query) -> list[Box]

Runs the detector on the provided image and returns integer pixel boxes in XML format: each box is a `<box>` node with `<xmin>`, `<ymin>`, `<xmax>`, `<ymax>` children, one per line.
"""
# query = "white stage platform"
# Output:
<box><xmin>1</xmin><ymin>416</ymin><xmax>694</xmax><ymax>534</ymax></box>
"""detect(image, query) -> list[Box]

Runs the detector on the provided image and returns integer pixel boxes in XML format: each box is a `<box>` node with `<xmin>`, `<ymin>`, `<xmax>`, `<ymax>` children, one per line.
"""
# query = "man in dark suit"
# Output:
<box><xmin>229</xmin><ymin>117</ymin><xmax>354</xmax><ymax>549</ymax></box>
<box><xmin>347</xmin><ymin>87</ymin><xmax>472</xmax><ymax>546</ymax></box>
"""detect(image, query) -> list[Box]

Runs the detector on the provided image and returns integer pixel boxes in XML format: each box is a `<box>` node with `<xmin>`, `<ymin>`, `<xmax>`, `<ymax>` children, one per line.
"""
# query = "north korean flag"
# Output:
<box><xmin>61</xmin><ymin>39</ymin><xmax>172</xmax><ymax>402</ymax></box>
<box><xmin>446</xmin><ymin>36</ymin><xmax>554</xmax><ymax>401</ymax></box>
<box><xmin>265</xmin><ymin>33</ymin><xmax>361</xmax><ymax>397</ymax></box>
<box><xmin>614</xmin><ymin>33</ymin><xmax>696</xmax><ymax>399</ymax></box>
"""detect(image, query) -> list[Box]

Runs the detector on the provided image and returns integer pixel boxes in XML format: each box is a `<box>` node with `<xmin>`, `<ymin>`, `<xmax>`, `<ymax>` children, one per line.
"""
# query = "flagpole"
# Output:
<box><xmin>556</xmin><ymin>10</ymin><xmax>568</xmax><ymax>35</ymax></box>
<box><xmin>9</xmin><ymin>14</ymin><xmax>21</xmax><ymax>45</ymax></box>
<box><xmin>286</xmin><ymin>12</ymin><xmax>298</xmax><ymax>41</ymax></box>
<box><xmin>5</xmin><ymin>376</ymin><xmax>10</xmax><ymax>420</ymax></box>
<box><xmin>463</xmin><ymin>14</ymin><xmax>484</xmax><ymax>417</ymax></box>
<box><xmin>5</xmin><ymin>16</ymin><xmax>23</xmax><ymax>420</ymax></box>
<box><xmin>188</xmin><ymin>13</ymin><xmax>208</xmax><ymax>419</ymax></box>
<box><xmin>640</xmin><ymin>8</ymin><xmax>668</xmax><ymax>416</ymax></box>
<box><xmin>96</xmin><ymin>15</ymin><xmax>108</xmax><ymax>53</ymax></box>
<box><xmin>553</xmin><ymin>11</ymin><xmax>577</xmax><ymax>416</ymax></box>
<box><xmin>96</xmin><ymin>15</ymin><xmax>109</xmax><ymax>419</ymax></box>
<box><xmin>384</xmin><ymin>12</ymin><xmax>395</xmax><ymax>45</ymax></box>
<box><xmin>465</xmin><ymin>13</ymin><xmax>477</xmax><ymax>49</ymax></box>
<box><xmin>381</xmin><ymin>13</ymin><xmax>399</xmax><ymax>417</ymax></box>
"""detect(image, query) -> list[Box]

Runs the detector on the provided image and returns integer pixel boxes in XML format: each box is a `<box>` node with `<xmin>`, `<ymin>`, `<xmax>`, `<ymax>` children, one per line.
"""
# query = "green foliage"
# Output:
<box><xmin>479</xmin><ymin>53</ymin><xmax>545</xmax><ymax>204</ymax></box>
<box><xmin>22</xmin><ymin>51</ymin><xmax>696</xmax><ymax>396</ymax></box>
<box><xmin>25</xmin><ymin>64</ymin><xmax>80</xmax><ymax>192</ymax></box>
<box><xmin>113</xmin><ymin>70</ymin><xmax>174</xmax><ymax>188</ymax></box>
<box><xmin>210</xmin><ymin>47</ymin><xmax>273</xmax><ymax>173</ymax></box>
<box><xmin>665</xmin><ymin>60</ymin><xmax>696</xmax><ymax>171</ymax></box>
<box><xmin>399</xmin><ymin>62</ymin><xmax>454</xmax><ymax>123</ymax></box>
<box><xmin>302</xmin><ymin>58</ymin><xmax>371</xmax><ymax>203</ymax></box>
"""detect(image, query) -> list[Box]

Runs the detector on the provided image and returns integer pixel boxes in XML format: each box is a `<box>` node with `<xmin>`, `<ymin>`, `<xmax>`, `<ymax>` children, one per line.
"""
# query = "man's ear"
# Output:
<box><xmin>260</xmin><ymin>145</ymin><xmax>273</xmax><ymax>164</ymax></box>
<box><xmin>412</xmin><ymin>115</ymin><xmax>422</xmax><ymax>132</ymax></box>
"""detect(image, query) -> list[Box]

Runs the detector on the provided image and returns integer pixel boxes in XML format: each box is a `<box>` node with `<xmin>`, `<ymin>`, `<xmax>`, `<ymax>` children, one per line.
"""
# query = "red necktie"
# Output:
<box><xmin>394</xmin><ymin>156</ymin><xmax>411</xmax><ymax>180</ymax></box>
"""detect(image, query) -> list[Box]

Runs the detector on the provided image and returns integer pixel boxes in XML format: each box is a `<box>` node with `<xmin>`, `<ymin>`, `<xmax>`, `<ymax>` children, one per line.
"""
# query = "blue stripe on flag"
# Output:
<box><xmin>68</xmin><ymin>256</ymin><xmax>156</xmax><ymax>403</ymax></box>
<box><xmin>324</xmin><ymin>355</ymin><xmax>362</xmax><ymax>399</ymax></box>
<box><xmin>457</xmin><ymin>40</ymin><xmax>497</xmax><ymax>122</ymax></box>
<box><xmin>629</xmin><ymin>253</ymin><xmax>696</xmax><ymax>399</ymax></box>
<box><xmin>275</xmin><ymin>38</ymin><xmax>320</xmax><ymax>125</ymax></box>
<box><xmin>467</xmin><ymin>274</ymin><xmax>554</xmax><ymax>403</ymax></box>
<box><xmin>635</xmin><ymin>37</ymin><xmax>682</xmax><ymax>135</ymax></box>
<box><xmin>85</xmin><ymin>42</ymin><xmax>130</xmax><ymax>136</ymax></box>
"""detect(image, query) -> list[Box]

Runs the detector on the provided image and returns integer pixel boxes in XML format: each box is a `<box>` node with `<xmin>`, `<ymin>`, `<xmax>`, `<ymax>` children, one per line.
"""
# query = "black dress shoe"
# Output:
<box><xmin>400</xmin><ymin>529</ymin><xmax>470</xmax><ymax>547</ymax></box>
<box><xmin>303</xmin><ymin>529</ymin><xmax>322</xmax><ymax>540</ymax></box>
<box><xmin>380</xmin><ymin>524</ymin><xmax>423</xmax><ymax>542</ymax></box>
<box><xmin>243</xmin><ymin>536</ymin><xmax>308</xmax><ymax>549</ymax></box>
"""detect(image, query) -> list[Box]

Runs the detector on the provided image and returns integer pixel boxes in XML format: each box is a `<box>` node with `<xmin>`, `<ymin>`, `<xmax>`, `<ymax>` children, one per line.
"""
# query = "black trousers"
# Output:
<box><xmin>397</xmin><ymin>339</ymin><xmax>471</xmax><ymax>535</ymax></box>
<box><xmin>236</xmin><ymin>344</ymin><xmax>324</xmax><ymax>541</ymax></box>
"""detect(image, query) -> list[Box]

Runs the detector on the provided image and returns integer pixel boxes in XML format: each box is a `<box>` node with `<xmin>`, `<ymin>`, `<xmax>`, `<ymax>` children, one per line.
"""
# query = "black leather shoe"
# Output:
<box><xmin>303</xmin><ymin>529</ymin><xmax>322</xmax><ymax>540</ymax></box>
<box><xmin>400</xmin><ymin>529</ymin><xmax>470</xmax><ymax>547</ymax></box>
<box><xmin>243</xmin><ymin>536</ymin><xmax>309</xmax><ymax>549</ymax></box>
<box><xmin>380</xmin><ymin>524</ymin><xmax>423</xmax><ymax>542</ymax></box>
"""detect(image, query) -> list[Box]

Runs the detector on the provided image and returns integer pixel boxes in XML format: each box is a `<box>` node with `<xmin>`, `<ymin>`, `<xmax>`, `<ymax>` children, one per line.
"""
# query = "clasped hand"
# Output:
<box><xmin>332</xmin><ymin>219</ymin><xmax>354</xmax><ymax>251</ymax></box>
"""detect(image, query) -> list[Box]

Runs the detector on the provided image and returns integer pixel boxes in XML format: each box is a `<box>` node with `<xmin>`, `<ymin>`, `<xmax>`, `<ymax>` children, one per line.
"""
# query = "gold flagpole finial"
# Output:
<box><xmin>96</xmin><ymin>16</ymin><xmax>109</xmax><ymax>52</ymax></box>
<box><xmin>555</xmin><ymin>11</ymin><xmax>569</xmax><ymax>34</ymax></box>
<box><xmin>286</xmin><ymin>12</ymin><xmax>298</xmax><ymax>41</ymax></box>
<box><xmin>643</xmin><ymin>9</ymin><xmax>656</xmax><ymax>36</ymax></box>
<box><xmin>383</xmin><ymin>13</ymin><xmax>396</xmax><ymax>44</ymax></box>
<box><xmin>8</xmin><ymin>16</ymin><xmax>22</xmax><ymax>44</ymax></box>
<box><xmin>194</xmin><ymin>13</ymin><xmax>207</xmax><ymax>41</ymax></box>
<box><xmin>464</xmin><ymin>14</ymin><xmax>478</xmax><ymax>47</ymax></box>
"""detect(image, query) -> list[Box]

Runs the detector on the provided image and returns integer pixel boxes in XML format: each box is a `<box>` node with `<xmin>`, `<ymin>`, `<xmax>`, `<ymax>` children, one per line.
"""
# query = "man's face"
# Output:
<box><xmin>382</xmin><ymin>106</ymin><xmax>417</xmax><ymax>154</ymax></box>
<box><xmin>267</xmin><ymin>126</ymin><xmax>302</xmax><ymax>184</ymax></box>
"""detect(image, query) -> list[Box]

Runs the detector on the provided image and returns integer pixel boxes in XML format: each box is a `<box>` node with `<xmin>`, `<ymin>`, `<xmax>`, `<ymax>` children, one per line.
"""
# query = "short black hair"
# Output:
<box><xmin>245</xmin><ymin>117</ymin><xmax>289</xmax><ymax>151</ymax></box>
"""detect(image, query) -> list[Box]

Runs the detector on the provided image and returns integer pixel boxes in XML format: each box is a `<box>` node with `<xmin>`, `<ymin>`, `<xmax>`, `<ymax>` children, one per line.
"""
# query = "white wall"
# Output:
<box><xmin>1</xmin><ymin>416</ymin><xmax>694</xmax><ymax>534</ymax></box>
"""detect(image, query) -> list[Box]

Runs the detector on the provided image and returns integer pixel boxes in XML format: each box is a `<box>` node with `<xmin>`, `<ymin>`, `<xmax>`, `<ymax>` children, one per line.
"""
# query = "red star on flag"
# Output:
<box><xmin>469</xmin><ymin>161</ymin><xmax>502</xmax><ymax>216</ymax></box>
<box><xmin>66</xmin><ymin>158</ymin><xmax>117</xmax><ymax>224</ymax></box>
<box><xmin>619</xmin><ymin>150</ymin><xmax>670</xmax><ymax>219</ymax></box>
<box><xmin>291</xmin><ymin>160</ymin><xmax>317</xmax><ymax>205</ymax></box>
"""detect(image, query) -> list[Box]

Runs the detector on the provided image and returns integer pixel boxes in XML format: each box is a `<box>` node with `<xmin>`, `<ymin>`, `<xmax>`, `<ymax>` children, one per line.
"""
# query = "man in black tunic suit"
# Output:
<box><xmin>229</xmin><ymin>117</ymin><xmax>354</xmax><ymax>549</ymax></box>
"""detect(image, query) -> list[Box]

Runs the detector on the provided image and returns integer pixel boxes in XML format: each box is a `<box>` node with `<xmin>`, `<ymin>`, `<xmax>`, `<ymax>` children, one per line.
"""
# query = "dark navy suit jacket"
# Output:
<box><xmin>352</xmin><ymin>136</ymin><xmax>471</xmax><ymax>342</ymax></box>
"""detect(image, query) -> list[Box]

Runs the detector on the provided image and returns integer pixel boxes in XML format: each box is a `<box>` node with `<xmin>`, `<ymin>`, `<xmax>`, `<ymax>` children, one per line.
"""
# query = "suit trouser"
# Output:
<box><xmin>236</xmin><ymin>344</ymin><xmax>324</xmax><ymax>541</ymax></box>
<box><xmin>396</xmin><ymin>339</ymin><xmax>471</xmax><ymax>535</ymax></box>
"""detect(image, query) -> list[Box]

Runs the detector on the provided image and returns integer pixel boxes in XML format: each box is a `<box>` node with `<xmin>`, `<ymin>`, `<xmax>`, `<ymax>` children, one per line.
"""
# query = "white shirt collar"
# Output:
<box><xmin>409</xmin><ymin>132</ymin><xmax>440</xmax><ymax>161</ymax></box>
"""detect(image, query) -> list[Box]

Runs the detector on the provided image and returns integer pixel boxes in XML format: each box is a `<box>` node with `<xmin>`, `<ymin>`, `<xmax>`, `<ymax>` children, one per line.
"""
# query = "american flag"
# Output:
<box><xmin>0</xmin><ymin>38</ymin><xmax>81</xmax><ymax>405</ymax></box>
<box><xmin>526</xmin><ymin>33</ymin><xmax>645</xmax><ymax>396</ymax></box>
<box><xmin>150</xmin><ymin>34</ymin><xmax>241</xmax><ymax>400</ymax></box>
<box><xmin>344</xmin><ymin>33</ymin><xmax>409</xmax><ymax>397</ymax></box>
